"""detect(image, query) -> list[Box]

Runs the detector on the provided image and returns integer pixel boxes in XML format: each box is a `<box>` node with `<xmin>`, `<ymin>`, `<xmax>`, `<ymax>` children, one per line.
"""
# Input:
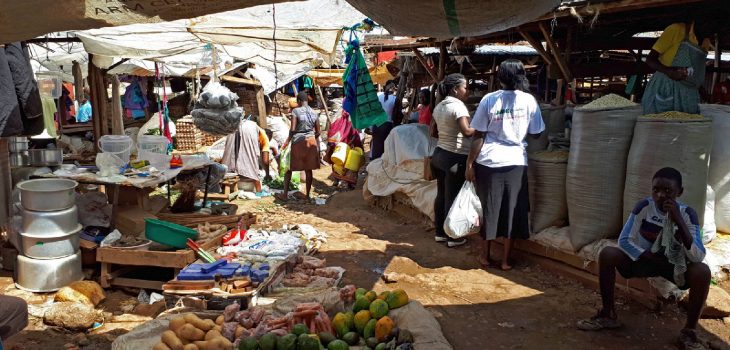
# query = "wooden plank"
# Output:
<box><xmin>113</xmin><ymin>277</ymin><xmax>164</xmax><ymax>290</ymax></box>
<box><xmin>411</xmin><ymin>48</ymin><xmax>438</xmax><ymax>83</ymax></box>
<box><xmin>517</xmin><ymin>28</ymin><xmax>554</xmax><ymax>66</ymax></box>
<box><xmin>255</xmin><ymin>87</ymin><xmax>268</xmax><ymax>128</ymax></box>
<box><xmin>111</xmin><ymin>75</ymin><xmax>124</xmax><ymax>135</ymax></box>
<box><xmin>539</xmin><ymin>22</ymin><xmax>572</xmax><ymax>81</ymax></box>
<box><xmin>220</xmin><ymin>75</ymin><xmax>261</xmax><ymax>86</ymax></box>
<box><xmin>315</xmin><ymin>85</ymin><xmax>330</xmax><ymax>131</ymax></box>
<box><xmin>96</xmin><ymin>247</ymin><xmax>195</xmax><ymax>268</ymax></box>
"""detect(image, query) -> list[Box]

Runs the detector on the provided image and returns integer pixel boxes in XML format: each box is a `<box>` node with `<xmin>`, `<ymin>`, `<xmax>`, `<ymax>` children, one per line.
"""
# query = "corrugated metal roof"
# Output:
<box><xmin>418</xmin><ymin>44</ymin><xmax>537</xmax><ymax>56</ymax></box>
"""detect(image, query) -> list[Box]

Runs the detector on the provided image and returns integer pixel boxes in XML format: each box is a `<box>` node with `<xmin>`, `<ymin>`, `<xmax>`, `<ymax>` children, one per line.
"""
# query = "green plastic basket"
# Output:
<box><xmin>144</xmin><ymin>219</ymin><xmax>199</xmax><ymax>249</ymax></box>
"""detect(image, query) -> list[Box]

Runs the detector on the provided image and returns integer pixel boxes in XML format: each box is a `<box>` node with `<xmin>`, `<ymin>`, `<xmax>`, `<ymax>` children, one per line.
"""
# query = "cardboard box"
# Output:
<box><xmin>115</xmin><ymin>206</ymin><xmax>157</xmax><ymax>237</ymax></box>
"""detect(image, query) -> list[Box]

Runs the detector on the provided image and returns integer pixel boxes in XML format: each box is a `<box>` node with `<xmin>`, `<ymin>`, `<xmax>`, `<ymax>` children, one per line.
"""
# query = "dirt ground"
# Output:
<box><xmin>3</xmin><ymin>167</ymin><xmax>730</xmax><ymax>349</ymax></box>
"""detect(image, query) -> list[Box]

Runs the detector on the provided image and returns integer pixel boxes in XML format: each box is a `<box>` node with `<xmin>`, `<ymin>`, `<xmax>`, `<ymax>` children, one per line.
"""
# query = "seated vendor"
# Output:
<box><xmin>222</xmin><ymin>119</ymin><xmax>271</xmax><ymax>193</ymax></box>
<box><xmin>0</xmin><ymin>295</ymin><xmax>28</xmax><ymax>348</ymax></box>
<box><xmin>577</xmin><ymin>167</ymin><xmax>710</xmax><ymax>350</ymax></box>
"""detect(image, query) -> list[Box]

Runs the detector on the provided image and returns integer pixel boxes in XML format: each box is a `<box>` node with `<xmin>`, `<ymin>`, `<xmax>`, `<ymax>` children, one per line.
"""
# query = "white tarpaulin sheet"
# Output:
<box><xmin>0</xmin><ymin>0</ymin><xmax>296</xmax><ymax>43</ymax></box>
<box><xmin>365</xmin><ymin>124</ymin><xmax>437</xmax><ymax>220</ymax></box>
<box><xmin>346</xmin><ymin>0</ymin><xmax>560</xmax><ymax>38</ymax></box>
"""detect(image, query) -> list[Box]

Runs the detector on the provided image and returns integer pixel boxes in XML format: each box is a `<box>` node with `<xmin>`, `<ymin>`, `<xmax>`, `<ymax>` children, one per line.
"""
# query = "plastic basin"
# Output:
<box><xmin>144</xmin><ymin>219</ymin><xmax>199</xmax><ymax>249</ymax></box>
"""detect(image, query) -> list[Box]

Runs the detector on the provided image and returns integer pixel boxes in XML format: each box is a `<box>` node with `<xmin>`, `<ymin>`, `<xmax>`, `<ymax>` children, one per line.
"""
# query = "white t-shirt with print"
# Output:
<box><xmin>377</xmin><ymin>92</ymin><xmax>396</xmax><ymax>122</ymax></box>
<box><xmin>470</xmin><ymin>90</ymin><xmax>545</xmax><ymax>167</ymax></box>
<box><xmin>433</xmin><ymin>96</ymin><xmax>472</xmax><ymax>155</ymax></box>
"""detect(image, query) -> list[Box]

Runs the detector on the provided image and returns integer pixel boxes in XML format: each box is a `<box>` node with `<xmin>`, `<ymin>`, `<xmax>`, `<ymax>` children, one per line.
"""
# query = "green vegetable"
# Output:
<box><xmin>239</xmin><ymin>336</ymin><xmax>260</xmax><ymax>350</ymax></box>
<box><xmin>326</xmin><ymin>340</ymin><xmax>349</xmax><ymax>350</ymax></box>
<box><xmin>292</xmin><ymin>323</ymin><xmax>309</xmax><ymax>336</ymax></box>
<box><xmin>318</xmin><ymin>332</ymin><xmax>336</xmax><ymax>346</ymax></box>
<box><xmin>259</xmin><ymin>333</ymin><xmax>278</xmax><ymax>350</ymax></box>
<box><xmin>342</xmin><ymin>332</ymin><xmax>360</xmax><ymax>346</ymax></box>
<box><xmin>276</xmin><ymin>334</ymin><xmax>297</xmax><ymax>350</ymax></box>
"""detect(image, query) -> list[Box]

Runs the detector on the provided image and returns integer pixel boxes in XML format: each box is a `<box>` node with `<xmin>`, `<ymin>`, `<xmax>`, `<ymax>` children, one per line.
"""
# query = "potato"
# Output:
<box><xmin>203</xmin><ymin>319</ymin><xmax>217</xmax><ymax>330</ymax></box>
<box><xmin>184</xmin><ymin>313</ymin><xmax>214</xmax><ymax>332</ymax></box>
<box><xmin>193</xmin><ymin>341</ymin><xmax>208</xmax><ymax>349</ymax></box>
<box><xmin>161</xmin><ymin>330</ymin><xmax>184</xmax><ymax>350</ymax></box>
<box><xmin>169</xmin><ymin>317</ymin><xmax>187</xmax><ymax>332</ymax></box>
<box><xmin>215</xmin><ymin>315</ymin><xmax>224</xmax><ymax>325</ymax></box>
<box><xmin>183</xmin><ymin>344</ymin><xmax>199</xmax><ymax>350</ymax></box>
<box><xmin>153</xmin><ymin>343</ymin><xmax>172</xmax><ymax>350</ymax></box>
<box><xmin>200</xmin><ymin>338</ymin><xmax>233</xmax><ymax>350</ymax></box>
<box><xmin>212</xmin><ymin>325</ymin><xmax>222</xmax><ymax>333</ymax></box>
<box><xmin>234</xmin><ymin>325</ymin><xmax>245</xmax><ymax>338</ymax></box>
<box><xmin>177</xmin><ymin>324</ymin><xmax>205</xmax><ymax>341</ymax></box>
<box><xmin>205</xmin><ymin>329</ymin><xmax>223</xmax><ymax>341</ymax></box>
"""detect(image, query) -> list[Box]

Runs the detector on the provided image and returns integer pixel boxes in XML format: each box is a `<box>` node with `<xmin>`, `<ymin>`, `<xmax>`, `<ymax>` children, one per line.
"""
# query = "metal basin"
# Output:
<box><xmin>17</xmin><ymin>179</ymin><xmax>77</xmax><ymax>211</ymax></box>
<box><xmin>28</xmin><ymin>148</ymin><xmax>62</xmax><ymax>166</ymax></box>
<box><xmin>19</xmin><ymin>227</ymin><xmax>81</xmax><ymax>259</ymax></box>
<box><xmin>21</xmin><ymin>205</ymin><xmax>80</xmax><ymax>236</ymax></box>
<box><xmin>9</xmin><ymin>140</ymin><xmax>28</xmax><ymax>153</ymax></box>
<box><xmin>15</xmin><ymin>251</ymin><xmax>83</xmax><ymax>292</ymax></box>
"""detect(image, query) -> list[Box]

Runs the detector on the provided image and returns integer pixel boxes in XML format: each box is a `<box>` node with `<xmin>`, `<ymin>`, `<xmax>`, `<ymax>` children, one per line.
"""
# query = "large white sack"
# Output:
<box><xmin>528</xmin><ymin>151</ymin><xmax>569</xmax><ymax>233</ymax></box>
<box><xmin>567</xmin><ymin>104</ymin><xmax>640</xmax><ymax>251</ymax></box>
<box><xmin>701</xmin><ymin>104</ymin><xmax>730</xmax><ymax>233</ymax></box>
<box><xmin>623</xmin><ymin>117</ymin><xmax>712</xmax><ymax>227</ymax></box>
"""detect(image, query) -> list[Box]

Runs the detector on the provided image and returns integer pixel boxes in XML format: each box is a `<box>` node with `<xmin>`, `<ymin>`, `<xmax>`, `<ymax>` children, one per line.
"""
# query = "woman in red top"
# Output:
<box><xmin>416</xmin><ymin>89</ymin><xmax>433</xmax><ymax>125</ymax></box>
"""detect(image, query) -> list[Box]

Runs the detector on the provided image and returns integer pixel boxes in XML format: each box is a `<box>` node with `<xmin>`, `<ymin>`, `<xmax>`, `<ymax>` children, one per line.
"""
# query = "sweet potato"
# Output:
<box><xmin>193</xmin><ymin>341</ymin><xmax>208</xmax><ymax>349</ymax></box>
<box><xmin>161</xmin><ymin>330</ymin><xmax>185</xmax><ymax>350</ymax></box>
<box><xmin>235</xmin><ymin>325</ymin><xmax>246</xmax><ymax>338</ymax></box>
<box><xmin>184</xmin><ymin>313</ymin><xmax>214</xmax><ymax>332</ymax></box>
<box><xmin>153</xmin><ymin>343</ymin><xmax>172</xmax><ymax>350</ymax></box>
<box><xmin>215</xmin><ymin>315</ymin><xmax>224</xmax><ymax>325</ymax></box>
<box><xmin>177</xmin><ymin>324</ymin><xmax>205</xmax><ymax>341</ymax></box>
<box><xmin>183</xmin><ymin>344</ymin><xmax>199</xmax><ymax>350</ymax></box>
<box><xmin>200</xmin><ymin>337</ymin><xmax>233</xmax><ymax>350</ymax></box>
<box><xmin>169</xmin><ymin>317</ymin><xmax>187</xmax><ymax>332</ymax></box>
<box><xmin>212</xmin><ymin>325</ymin><xmax>222</xmax><ymax>333</ymax></box>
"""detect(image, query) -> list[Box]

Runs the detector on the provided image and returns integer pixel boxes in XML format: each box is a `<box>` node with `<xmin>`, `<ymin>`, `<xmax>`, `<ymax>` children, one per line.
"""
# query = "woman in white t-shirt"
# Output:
<box><xmin>431</xmin><ymin>73</ymin><xmax>475</xmax><ymax>247</ymax></box>
<box><xmin>466</xmin><ymin>59</ymin><xmax>545</xmax><ymax>270</ymax></box>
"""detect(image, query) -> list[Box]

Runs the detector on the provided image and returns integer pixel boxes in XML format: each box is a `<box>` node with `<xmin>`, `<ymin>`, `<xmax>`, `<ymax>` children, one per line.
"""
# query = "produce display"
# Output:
<box><xmin>281</xmin><ymin>256</ymin><xmax>343</xmax><ymax>288</ymax></box>
<box><xmin>235</xmin><ymin>286</ymin><xmax>413</xmax><ymax>350</ymax></box>
<box><xmin>640</xmin><ymin>111</ymin><xmax>706</xmax><ymax>120</ymax></box>
<box><xmin>577</xmin><ymin>93</ymin><xmax>637</xmax><ymax>110</ymax></box>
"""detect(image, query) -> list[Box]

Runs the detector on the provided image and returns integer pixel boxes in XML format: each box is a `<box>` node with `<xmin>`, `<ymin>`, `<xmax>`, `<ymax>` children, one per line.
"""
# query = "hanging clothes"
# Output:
<box><xmin>0</xmin><ymin>47</ymin><xmax>23</xmax><ymax>137</ymax></box>
<box><xmin>123</xmin><ymin>78</ymin><xmax>149</xmax><ymax>120</ymax></box>
<box><xmin>342</xmin><ymin>40</ymin><xmax>388</xmax><ymax>130</ymax></box>
<box><xmin>5</xmin><ymin>42</ymin><xmax>43</xmax><ymax>135</ymax></box>
<box><xmin>40</xmin><ymin>97</ymin><xmax>58</xmax><ymax>138</ymax></box>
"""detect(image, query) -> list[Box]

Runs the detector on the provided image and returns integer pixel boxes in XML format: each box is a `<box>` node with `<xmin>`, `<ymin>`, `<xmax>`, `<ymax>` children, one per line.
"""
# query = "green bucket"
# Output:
<box><xmin>144</xmin><ymin>219</ymin><xmax>199</xmax><ymax>249</ymax></box>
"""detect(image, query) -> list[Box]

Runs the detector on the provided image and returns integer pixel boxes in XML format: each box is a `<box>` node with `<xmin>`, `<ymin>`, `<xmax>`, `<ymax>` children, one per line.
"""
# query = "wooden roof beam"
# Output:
<box><xmin>539</xmin><ymin>22</ymin><xmax>573</xmax><ymax>81</ymax></box>
<box><xmin>411</xmin><ymin>48</ymin><xmax>438</xmax><ymax>83</ymax></box>
<box><xmin>517</xmin><ymin>28</ymin><xmax>554</xmax><ymax>66</ymax></box>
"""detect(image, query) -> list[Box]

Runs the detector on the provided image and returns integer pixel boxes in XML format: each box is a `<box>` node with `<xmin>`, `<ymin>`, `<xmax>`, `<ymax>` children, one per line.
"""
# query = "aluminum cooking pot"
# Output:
<box><xmin>19</xmin><ymin>227</ymin><xmax>80</xmax><ymax>259</ymax></box>
<box><xmin>17</xmin><ymin>178</ymin><xmax>77</xmax><ymax>211</ymax></box>
<box><xmin>15</xmin><ymin>251</ymin><xmax>83</xmax><ymax>292</ymax></box>
<box><xmin>9</xmin><ymin>151</ymin><xmax>28</xmax><ymax>167</ymax></box>
<box><xmin>28</xmin><ymin>148</ymin><xmax>63</xmax><ymax>166</ymax></box>
<box><xmin>21</xmin><ymin>205</ymin><xmax>80</xmax><ymax>235</ymax></box>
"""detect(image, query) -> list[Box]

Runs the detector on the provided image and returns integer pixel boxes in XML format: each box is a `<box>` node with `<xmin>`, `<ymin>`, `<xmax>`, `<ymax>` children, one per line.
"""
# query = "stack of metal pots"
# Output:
<box><xmin>14</xmin><ymin>178</ymin><xmax>83</xmax><ymax>292</ymax></box>
<box><xmin>9</xmin><ymin>137</ymin><xmax>29</xmax><ymax>167</ymax></box>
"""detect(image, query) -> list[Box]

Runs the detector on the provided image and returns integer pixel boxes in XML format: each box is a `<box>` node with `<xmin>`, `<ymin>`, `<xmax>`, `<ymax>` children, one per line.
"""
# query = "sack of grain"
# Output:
<box><xmin>528</xmin><ymin>151</ymin><xmax>569</xmax><ymax>233</ymax></box>
<box><xmin>700</xmin><ymin>104</ymin><xmax>730</xmax><ymax>233</ymax></box>
<box><xmin>567</xmin><ymin>95</ymin><xmax>640</xmax><ymax>251</ymax></box>
<box><xmin>623</xmin><ymin>112</ymin><xmax>712</xmax><ymax>228</ymax></box>
<box><xmin>541</xmin><ymin>104</ymin><xmax>566</xmax><ymax>136</ymax></box>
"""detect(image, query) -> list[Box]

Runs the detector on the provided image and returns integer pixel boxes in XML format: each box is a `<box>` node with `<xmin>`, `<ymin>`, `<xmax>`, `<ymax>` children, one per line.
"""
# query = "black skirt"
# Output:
<box><xmin>474</xmin><ymin>164</ymin><xmax>530</xmax><ymax>240</ymax></box>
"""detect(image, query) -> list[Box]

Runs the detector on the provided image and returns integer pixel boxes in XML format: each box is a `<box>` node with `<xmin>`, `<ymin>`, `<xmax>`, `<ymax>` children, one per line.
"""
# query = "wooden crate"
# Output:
<box><xmin>156</xmin><ymin>212</ymin><xmax>257</xmax><ymax>230</ymax></box>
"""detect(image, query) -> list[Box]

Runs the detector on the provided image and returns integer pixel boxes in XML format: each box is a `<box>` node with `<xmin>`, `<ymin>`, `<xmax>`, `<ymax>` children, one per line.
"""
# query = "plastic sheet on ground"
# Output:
<box><xmin>365</xmin><ymin>124</ymin><xmax>437</xmax><ymax>220</ymax></box>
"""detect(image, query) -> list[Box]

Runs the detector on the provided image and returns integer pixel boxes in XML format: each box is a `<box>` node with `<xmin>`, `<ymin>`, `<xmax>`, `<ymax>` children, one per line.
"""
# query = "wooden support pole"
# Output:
<box><xmin>711</xmin><ymin>33</ymin><xmax>721</xmax><ymax>100</ymax></box>
<box><xmin>72</xmin><ymin>61</ymin><xmax>84</xmax><ymax>103</ymax></box>
<box><xmin>255</xmin><ymin>87</ymin><xmax>268</xmax><ymax>128</ymax></box>
<box><xmin>111</xmin><ymin>75</ymin><xmax>124</xmax><ymax>135</ymax></box>
<box><xmin>393</xmin><ymin>58</ymin><xmax>410</xmax><ymax>126</ymax></box>
<box><xmin>315</xmin><ymin>84</ymin><xmax>330</xmax><ymax>119</ymax></box>
<box><xmin>88</xmin><ymin>54</ymin><xmax>102</xmax><ymax>150</ymax></box>
<box><xmin>517</xmin><ymin>28</ymin><xmax>554</xmax><ymax>66</ymax></box>
<box><xmin>539</xmin><ymin>22</ymin><xmax>573</xmax><ymax>82</ymax></box>
<box><xmin>411</xmin><ymin>48</ymin><xmax>438</xmax><ymax>83</ymax></box>
<box><xmin>437</xmin><ymin>42</ymin><xmax>448</xmax><ymax>81</ymax></box>
<box><xmin>488</xmin><ymin>56</ymin><xmax>497</xmax><ymax>92</ymax></box>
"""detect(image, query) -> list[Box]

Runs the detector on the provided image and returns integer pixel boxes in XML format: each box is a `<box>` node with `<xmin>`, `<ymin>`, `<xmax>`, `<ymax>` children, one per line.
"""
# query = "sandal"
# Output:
<box><xmin>576</xmin><ymin>310</ymin><xmax>622</xmax><ymax>331</ymax></box>
<box><xmin>678</xmin><ymin>329</ymin><xmax>707</xmax><ymax>350</ymax></box>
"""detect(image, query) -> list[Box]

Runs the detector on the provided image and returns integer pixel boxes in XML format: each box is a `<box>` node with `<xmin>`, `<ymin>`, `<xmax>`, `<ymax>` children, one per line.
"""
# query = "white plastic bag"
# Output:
<box><xmin>444</xmin><ymin>182</ymin><xmax>482</xmax><ymax>239</ymax></box>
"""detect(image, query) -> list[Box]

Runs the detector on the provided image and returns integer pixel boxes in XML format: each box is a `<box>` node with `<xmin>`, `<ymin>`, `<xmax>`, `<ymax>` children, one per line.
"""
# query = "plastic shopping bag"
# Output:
<box><xmin>279</xmin><ymin>144</ymin><xmax>291</xmax><ymax>177</ymax></box>
<box><xmin>444</xmin><ymin>182</ymin><xmax>482</xmax><ymax>239</ymax></box>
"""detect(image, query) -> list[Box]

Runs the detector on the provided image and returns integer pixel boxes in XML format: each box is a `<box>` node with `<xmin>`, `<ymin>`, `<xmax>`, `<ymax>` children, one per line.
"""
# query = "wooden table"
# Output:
<box><xmin>97</xmin><ymin>232</ymin><xmax>226</xmax><ymax>290</ymax></box>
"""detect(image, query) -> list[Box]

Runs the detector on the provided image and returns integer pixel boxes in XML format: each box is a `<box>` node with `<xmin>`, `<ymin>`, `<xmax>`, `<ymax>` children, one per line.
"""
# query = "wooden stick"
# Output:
<box><xmin>711</xmin><ymin>33</ymin><xmax>721</xmax><ymax>99</ymax></box>
<box><xmin>488</xmin><ymin>56</ymin><xmax>497</xmax><ymax>92</ymax></box>
<box><xmin>315</xmin><ymin>84</ymin><xmax>331</xmax><ymax>130</ymax></box>
<box><xmin>517</xmin><ymin>28</ymin><xmax>554</xmax><ymax>66</ymax></box>
<box><xmin>539</xmin><ymin>22</ymin><xmax>573</xmax><ymax>81</ymax></box>
<box><xmin>411</xmin><ymin>48</ymin><xmax>437</xmax><ymax>83</ymax></box>
<box><xmin>72</xmin><ymin>61</ymin><xmax>84</xmax><ymax>103</ymax></box>
<box><xmin>111</xmin><ymin>75</ymin><xmax>124</xmax><ymax>135</ymax></box>
<box><xmin>255</xmin><ymin>87</ymin><xmax>268</xmax><ymax>128</ymax></box>
<box><xmin>437</xmin><ymin>42</ymin><xmax>448</xmax><ymax>81</ymax></box>
<box><xmin>88</xmin><ymin>54</ymin><xmax>102</xmax><ymax>150</ymax></box>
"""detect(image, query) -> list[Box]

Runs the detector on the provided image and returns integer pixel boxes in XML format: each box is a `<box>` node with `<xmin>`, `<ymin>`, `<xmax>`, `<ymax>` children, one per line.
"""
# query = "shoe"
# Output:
<box><xmin>434</xmin><ymin>235</ymin><xmax>448</xmax><ymax>243</ymax></box>
<box><xmin>678</xmin><ymin>329</ymin><xmax>706</xmax><ymax>350</ymax></box>
<box><xmin>576</xmin><ymin>310</ymin><xmax>622</xmax><ymax>331</ymax></box>
<box><xmin>447</xmin><ymin>238</ymin><xmax>467</xmax><ymax>248</ymax></box>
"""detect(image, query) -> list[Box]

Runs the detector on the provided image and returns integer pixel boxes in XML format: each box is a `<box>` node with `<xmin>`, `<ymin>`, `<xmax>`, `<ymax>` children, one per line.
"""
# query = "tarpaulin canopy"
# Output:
<box><xmin>346</xmin><ymin>0</ymin><xmax>561</xmax><ymax>38</ymax></box>
<box><xmin>0</xmin><ymin>0</ymin><xmax>297</xmax><ymax>43</ymax></box>
<box><xmin>309</xmin><ymin>62</ymin><xmax>394</xmax><ymax>87</ymax></box>
<box><xmin>71</xmin><ymin>0</ymin><xmax>366</xmax><ymax>93</ymax></box>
